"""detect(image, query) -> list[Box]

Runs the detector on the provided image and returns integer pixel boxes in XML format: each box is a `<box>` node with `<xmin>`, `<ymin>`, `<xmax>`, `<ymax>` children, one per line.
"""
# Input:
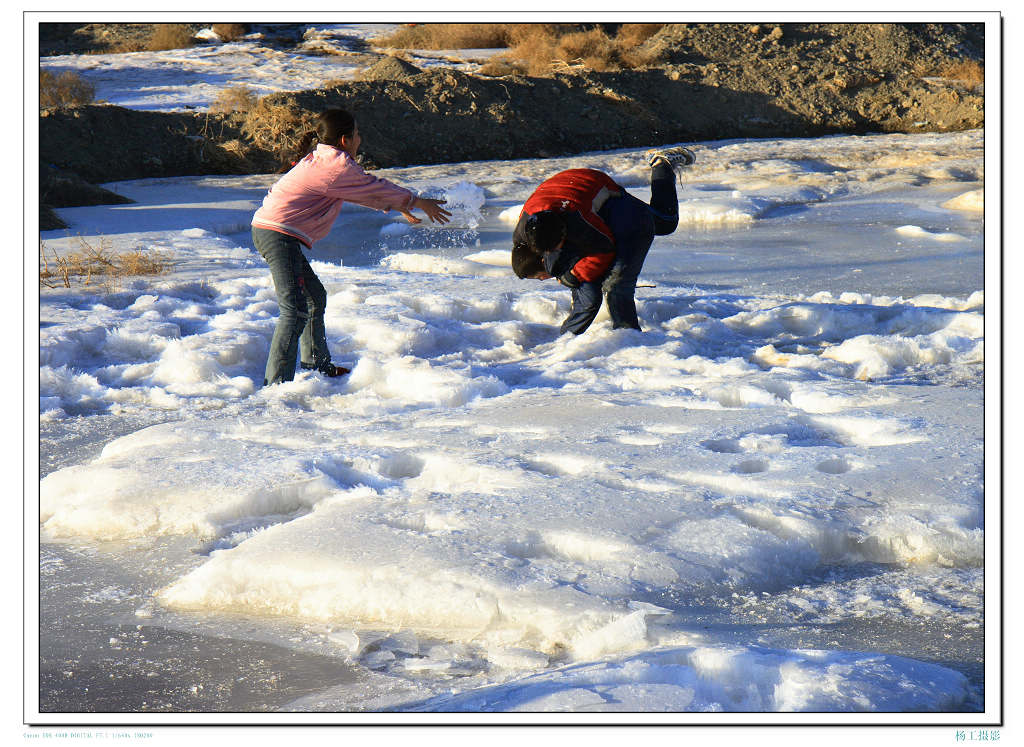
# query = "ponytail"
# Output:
<box><xmin>278</xmin><ymin>129</ymin><xmax>318</xmax><ymax>172</ymax></box>
<box><xmin>278</xmin><ymin>109</ymin><xmax>357</xmax><ymax>172</ymax></box>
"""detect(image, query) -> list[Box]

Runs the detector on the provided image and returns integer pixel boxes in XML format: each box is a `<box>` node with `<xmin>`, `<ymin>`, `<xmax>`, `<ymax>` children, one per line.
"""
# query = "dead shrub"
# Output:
<box><xmin>374</xmin><ymin>23</ymin><xmax>524</xmax><ymax>50</ymax></box>
<box><xmin>554</xmin><ymin>28</ymin><xmax>618</xmax><ymax>72</ymax></box>
<box><xmin>613</xmin><ymin>23</ymin><xmax>664</xmax><ymax>48</ymax></box>
<box><xmin>39</xmin><ymin>69</ymin><xmax>95</xmax><ymax>108</ymax></box>
<box><xmin>616</xmin><ymin>24</ymin><xmax>667</xmax><ymax>68</ymax></box>
<box><xmin>496</xmin><ymin>26</ymin><xmax>561</xmax><ymax>76</ymax></box>
<box><xmin>242</xmin><ymin>98</ymin><xmax>306</xmax><ymax>156</ymax></box>
<box><xmin>103</xmin><ymin>39</ymin><xmax>146</xmax><ymax>54</ymax></box>
<box><xmin>212</xmin><ymin>23</ymin><xmax>249</xmax><ymax>42</ymax></box>
<box><xmin>199</xmin><ymin>138</ymin><xmax>256</xmax><ymax>173</ymax></box>
<box><xmin>209</xmin><ymin>85</ymin><xmax>259</xmax><ymax>114</ymax></box>
<box><xmin>914</xmin><ymin>58</ymin><xmax>984</xmax><ymax>88</ymax></box>
<box><xmin>146</xmin><ymin>24</ymin><xmax>196</xmax><ymax>52</ymax></box>
<box><xmin>40</xmin><ymin>237</ymin><xmax>170</xmax><ymax>290</ymax></box>
<box><xmin>476</xmin><ymin>59</ymin><xmax>525</xmax><ymax>77</ymax></box>
<box><xmin>479</xmin><ymin>23</ymin><xmax>666</xmax><ymax>76</ymax></box>
<box><xmin>938</xmin><ymin>60</ymin><xmax>984</xmax><ymax>87</ymax></box>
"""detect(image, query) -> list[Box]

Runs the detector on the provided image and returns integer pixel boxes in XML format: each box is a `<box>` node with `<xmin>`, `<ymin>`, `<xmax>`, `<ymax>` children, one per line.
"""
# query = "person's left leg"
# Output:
<box><xmin>253</xmin><ymin>228</ymin><xmax>308</xmax><ymax>385</ymax></box>
<box><xmin>649</xmin><ymin>160</ymin><xmax>679</xmax><ymax>236</ymax></box>
<box><xmin>599</xmin><ymin>193</ymin><xmax>656</xmax><ymax>330</ymax></box>
<box><xmin>296</xmin><ymin>255</ymin><xmax>331</xmax><ymax>370</ymax></box>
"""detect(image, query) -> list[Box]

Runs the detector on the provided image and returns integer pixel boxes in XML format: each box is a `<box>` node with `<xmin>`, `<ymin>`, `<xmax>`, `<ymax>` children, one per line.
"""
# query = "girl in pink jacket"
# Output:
<box><xmin>252</xmin><ymin>109</ymin><xmax>451</xmax><ymax>385</ymax></box>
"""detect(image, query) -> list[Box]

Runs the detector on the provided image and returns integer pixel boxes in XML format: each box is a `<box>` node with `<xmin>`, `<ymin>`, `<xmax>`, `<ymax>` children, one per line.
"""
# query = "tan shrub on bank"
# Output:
<box><xmin>613</xmin><ymin>23</ymin><xmax>664</xmax><ymax>48</ymax></box>
<box><xmin>146</xmin><ymin>24</ymin><xmax>196</xmax><ymax>51</ymax></box>
<box><xmin>210</xmin><ymin>85</ymin><xmax>259</xmax><ymax>114</ymax></box>
<box><xmin>477</xmin><ymin>59</ymin><xmax>524</xmax><ymax>77</ymax></box>
<box><xmin>242</xmin><ymin>98</ymin><xmax>306</xmax><ymax>154</ymax></box>
<box><xmin>554</xmin><ymin>29</ymin><xmax>619</xmax><ymax>72</ymax></box>
<box><xmin>40</xmin><ymin>70</ymin><xmax>95</xmax><ymax>108</ymax></box>
<box><xmin>374</xmin><ymin>23</ymin><xmax>526</xmax><ymax>50</ymax></box>
<box><xmin>212</xmin><ymin>23</ymin><xmax>249</xmax><ymax>42</ymax></box>
<box><xmin>914</xmin><ymin>58</ymin><xmax>984</xmax><ymax>88</ymax></box>
<box><xmin>939</xmin><ymin>60</ymin><xmax>984</xmax><ymax>87</ymax></box>
<box><xmin>494</xmin><ymin>26</ymin><xmax>569</xmax><ymax>76</ymax></box>
<box><xmin>420</xmin><ymin>23</ymin><xmax>668</xmax><ymax>76</ymax></box>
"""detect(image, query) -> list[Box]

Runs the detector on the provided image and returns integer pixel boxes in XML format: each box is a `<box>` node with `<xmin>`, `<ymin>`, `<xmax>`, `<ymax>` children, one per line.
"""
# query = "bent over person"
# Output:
<box><xmin>511</xmin><ymin>147</ymin><xmax>694</xmax><ymax>334</ymax></box>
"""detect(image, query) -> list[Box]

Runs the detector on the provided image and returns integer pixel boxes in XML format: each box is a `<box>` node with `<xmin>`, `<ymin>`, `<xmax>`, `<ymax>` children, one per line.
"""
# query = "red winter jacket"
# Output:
<box><xmin>514</xmin><ymin>169</ymin><xmax>622</xmax><ymax>282</ymax></box>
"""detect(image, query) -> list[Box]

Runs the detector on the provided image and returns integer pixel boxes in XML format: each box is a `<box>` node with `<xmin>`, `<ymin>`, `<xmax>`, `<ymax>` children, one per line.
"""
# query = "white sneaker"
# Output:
<box><xmin>645</xmin><ymin>146</ymin><xmax>696</xmax><ymax>169</ymax></box>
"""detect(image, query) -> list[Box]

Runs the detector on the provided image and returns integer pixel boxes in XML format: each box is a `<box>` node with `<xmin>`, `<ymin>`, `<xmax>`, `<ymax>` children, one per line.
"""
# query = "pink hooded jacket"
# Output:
<box><xmin>252</xmin><ymin>144</ymin><xmax>416</xmax><ymax>248</ymax></box>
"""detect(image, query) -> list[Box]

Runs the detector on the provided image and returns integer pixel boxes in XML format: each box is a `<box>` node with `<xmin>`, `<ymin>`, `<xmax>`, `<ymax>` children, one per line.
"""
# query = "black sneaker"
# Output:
<box><xmin>300</xmin><ymin>361</ymin><xmax>350</xmax><ymax>377</ymax></box>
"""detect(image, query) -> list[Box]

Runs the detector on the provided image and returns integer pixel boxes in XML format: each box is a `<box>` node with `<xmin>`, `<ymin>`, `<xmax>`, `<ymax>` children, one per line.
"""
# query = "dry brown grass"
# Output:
<box><xmin>613</xmin><ymin>23</ymin><xmax>665</xmax><ymax>48</ymax></box>
<box><xmin>914</xmin><ymin>58</ymin><xmax>984</xmax><ymax>88</ymax></box>
<box><xmin>373</xmin><ymin>23</ymin><xmax>528</xmax><ymax>50</ymax></box>
<box><xmin>39</xmin><ymin>70</ymin><xmax>95</xmax><ymax>108</ymax></box>
<box><xmin>102</xmin><ymin>39</ymin><xmax>146</xmax><ymax>54</ymax></box>
<box><xmin>516</xmin><ymin>25</ymin><xmax>666</xmax><ymax>75</ymax></box>
<box><xmin>937</xmin><ymin>60</ymin><xmax>984</xmax><ymax>87</ymax></box>
<box><xmin>40</xmin><ymin>237</ymin><xmax>170</xmax><ymax>290</ymax></box>
<box><xmin>212</xmin><ymin>23</ymin><xmax>249</xmax><ymax>42</ymax></box>
<box><xmin>242</xmin><ymin>98</ymin><xmax>306</xmax><ymax>156</ymax></box>
<box><xmin>615</xmin><ymin>24</ymin><xmax>667</xmax><ymax>69</ymax></box>
<box><xmin>553</xmin><ymin>28</ymin><xmax>621</xmax><ymax>72</ymax></box>
<box><xmin>477</xmin><ymin>59</ymin><xmax>522</xmax><ymax>77</ymax></box>
<box><xmin>146</xmin><ymin>24</ymin><xmax>196</xmax><ymax>52</ymax></box>
<box><xmin>200</xmin><ymin>138</ymin><xmax>257</xmax><ymax>173</ymax></box>
<box><xmin>209</xmin><ymin>85</ymin><xmax>259</xmax><ymax>114</ymax></box>
<box><xmin>375</xmin><ymin>23</ymin><xmax>665</xmax><ymax>75</ymax></box>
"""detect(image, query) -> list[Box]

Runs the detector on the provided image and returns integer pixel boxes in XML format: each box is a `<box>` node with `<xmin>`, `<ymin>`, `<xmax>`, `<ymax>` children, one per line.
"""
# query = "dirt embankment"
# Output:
<box><xmin>39</xmin><ymin>22</ymin><xmax>984</xmax><ymax>229</ymax></box>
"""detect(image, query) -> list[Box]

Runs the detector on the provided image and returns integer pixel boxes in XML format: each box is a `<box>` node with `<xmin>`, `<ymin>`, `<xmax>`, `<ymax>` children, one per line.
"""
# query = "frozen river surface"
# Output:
<box><xmin>36</xmin><ymin>130</ymin><xmax>987</xmax><ymax>719</ymax></box>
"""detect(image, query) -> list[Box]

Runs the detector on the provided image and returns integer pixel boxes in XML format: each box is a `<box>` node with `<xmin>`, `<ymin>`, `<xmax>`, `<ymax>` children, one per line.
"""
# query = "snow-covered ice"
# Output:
<box><xmin>35</xmin><ymin>124</ymin><xmax>988</xmax><ymax>717</ymax></box>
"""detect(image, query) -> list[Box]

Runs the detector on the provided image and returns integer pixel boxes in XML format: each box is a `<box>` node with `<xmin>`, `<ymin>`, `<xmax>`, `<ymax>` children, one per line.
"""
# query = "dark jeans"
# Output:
<box><xmin>560</xmin><ymin>162</ymin><xmax>679</xmax><ymax>335</ymax></box>
<box><xmin>252</xmin><ymin>227</ymin><xmax>331</xmax><ymax>385</ymax></box>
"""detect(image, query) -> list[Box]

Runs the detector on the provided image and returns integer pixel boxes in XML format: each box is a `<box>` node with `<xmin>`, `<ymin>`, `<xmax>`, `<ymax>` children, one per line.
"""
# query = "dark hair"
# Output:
<box><xmin>525</xmin><ymin>210</ymin><xmax>567</xmax><ymax>252</ymax></box>
<box><xmin>280</xmin><ymin>109</ymin><xmax>357</xmax><ymax>171</ymax></box>
<box><xmin>512</xmin><ymin>243</ymin><xmax>546</xmax><ymax>279</ymax></box>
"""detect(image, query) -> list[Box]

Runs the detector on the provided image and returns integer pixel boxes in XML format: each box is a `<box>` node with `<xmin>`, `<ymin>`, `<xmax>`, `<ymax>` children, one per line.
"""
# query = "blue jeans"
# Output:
<box><xmin>560</xmin><ymin>162</ymin><xmax>679</xmax><ymax>335</ymax></box>
<box><xmin>253</xmin><ymin>227</ymin><xmax>331</xmax><ymax>385</ymax></box>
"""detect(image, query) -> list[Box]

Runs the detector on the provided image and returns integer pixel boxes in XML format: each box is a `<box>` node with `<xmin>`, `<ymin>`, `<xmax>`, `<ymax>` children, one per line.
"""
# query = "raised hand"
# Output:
<box><xmin>401</xmin><ymin>197</ymin><xmax>453</xmax><ymax>225</ymax></box>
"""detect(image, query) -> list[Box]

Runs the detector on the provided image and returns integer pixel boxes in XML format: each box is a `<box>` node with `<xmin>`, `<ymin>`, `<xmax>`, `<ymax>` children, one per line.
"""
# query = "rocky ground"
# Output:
<box><xmin>38</xmin><ymin>22</ymin><xmax>985</xmax><ymax>229</ymax></box>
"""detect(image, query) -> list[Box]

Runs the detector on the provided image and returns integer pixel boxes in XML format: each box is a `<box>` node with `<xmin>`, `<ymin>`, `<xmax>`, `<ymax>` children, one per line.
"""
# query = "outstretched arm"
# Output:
<box><xmin>399</xmin><ymin>197</ymin><xmax>452</xmax><ymax>225</ymax></box>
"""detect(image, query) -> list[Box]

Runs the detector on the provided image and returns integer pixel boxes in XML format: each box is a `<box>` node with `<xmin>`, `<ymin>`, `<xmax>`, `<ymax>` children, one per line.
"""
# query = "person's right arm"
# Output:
<box><xmin>558</xmin><ymin>253</ymin><xmax>615</xmax><ymax>288</ymax></box>
<box><xmin>556</xmin><ymin>212</ymin><xmax>615</xmax><ymax>286</ymax></box>
<box><xmin>321</xmin><ymin>155</ymin><xmax>449</xmax><ymax>222</ymax></box>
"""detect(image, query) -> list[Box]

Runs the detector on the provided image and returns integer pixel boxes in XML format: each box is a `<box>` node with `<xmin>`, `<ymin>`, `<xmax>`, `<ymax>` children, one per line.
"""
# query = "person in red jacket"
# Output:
<box><xmin>512</xmin><ymin>147</ymin><xmax>694</xmax><ymax>334</ymax></box>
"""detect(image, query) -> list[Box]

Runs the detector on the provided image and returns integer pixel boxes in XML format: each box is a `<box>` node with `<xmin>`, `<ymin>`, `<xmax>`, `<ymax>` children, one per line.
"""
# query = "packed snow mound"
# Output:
<box><xmin>405</xmin><ymin>645</ymin><xmax>971</xmax><ymax>712</ymax></box>
<box><xmin>942</xmin><ymin>189</ymin><xmax>984</xmax><ymax>212</ymax></box>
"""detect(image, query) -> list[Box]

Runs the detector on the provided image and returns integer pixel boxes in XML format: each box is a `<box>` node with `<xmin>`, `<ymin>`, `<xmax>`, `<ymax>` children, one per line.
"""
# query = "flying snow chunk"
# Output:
<box><xmin>420</xmin><ymin>181</ymin><xmax>486</xmax><ymax>229</ymax></box>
